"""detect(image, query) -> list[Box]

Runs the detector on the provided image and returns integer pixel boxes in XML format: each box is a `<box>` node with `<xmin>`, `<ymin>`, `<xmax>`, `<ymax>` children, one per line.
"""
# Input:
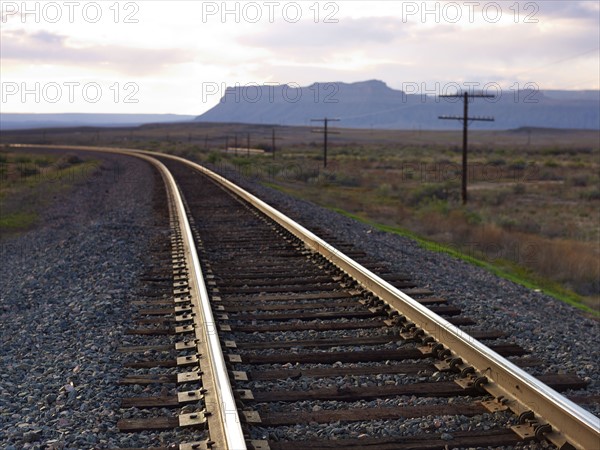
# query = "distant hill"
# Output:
<box><xmin>195</xmin><ymin>80</ymin><xmax>600</xmax><ymax>130</ymax></box>
<box><xmin>0</xmin><ymin>113</ymin><xmax>196</xmax><ymax>130</ymax></box>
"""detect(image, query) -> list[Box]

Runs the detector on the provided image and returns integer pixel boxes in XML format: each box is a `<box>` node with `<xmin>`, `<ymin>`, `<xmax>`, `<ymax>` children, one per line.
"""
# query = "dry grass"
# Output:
<box><xmin>0</xmin><ymin>149</ymin><xmax>98</xmax><ymax>236</ymax></box>
<box><xmin>2</xmin><ymin>124</ymin><xmax>598</xmax><ymax>310</ymax></box>
<box><xmin>410</xmin><ymin>210</ymin><xmax>599</xmax><ymax>295</ymax></box>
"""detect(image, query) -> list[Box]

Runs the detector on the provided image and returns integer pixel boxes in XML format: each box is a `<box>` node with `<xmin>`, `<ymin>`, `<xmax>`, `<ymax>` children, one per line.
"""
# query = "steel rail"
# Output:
<box><xmin>150</xmin><ymin>152</ymin><xmax>600</xmax><ymax>450</ymax></box>
<box><xmin>8</xmin><ymin>145</ymin><xmax>248</xmax><ymax>450</ymax></box>
<box><xmin>132</xmin><ymin>153</ymin><xmax>247</xmax><ymax>450</ymax></box>
<box><xmin>9</xmin><ymin>144</ymin><xmax>600</xmax><ymax>449</ymax></box>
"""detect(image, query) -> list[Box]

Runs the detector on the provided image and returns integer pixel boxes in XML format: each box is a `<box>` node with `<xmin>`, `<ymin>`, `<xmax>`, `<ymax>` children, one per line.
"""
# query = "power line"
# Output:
<box><xmin>512</xmin><ymin>46</ymin><xmax>599</xmax><ymax>79</ymax></box>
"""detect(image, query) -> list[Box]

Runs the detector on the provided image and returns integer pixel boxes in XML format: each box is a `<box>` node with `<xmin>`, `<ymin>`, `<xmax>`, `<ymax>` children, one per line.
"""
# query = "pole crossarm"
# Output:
<box><xmin>439</xmin><ymin>115</ymin><xmax>495</xmax><ymax>122</ymax></box>
<box><xmin>440</xmin><ymin>93</ymin><xmax>495</xmax><ymax>98</ymax></box>
<box><xmin>437</xmin><ymin>92</ymin><xmax>496</xmax><ymax>204</ymax></box>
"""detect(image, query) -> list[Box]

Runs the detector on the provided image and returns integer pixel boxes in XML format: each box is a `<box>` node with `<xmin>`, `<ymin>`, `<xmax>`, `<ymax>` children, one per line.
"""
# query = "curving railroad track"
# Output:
<box><xmin>8</xmin><ymin>145</ymin><xmax>600</xmax><ymax>450</ymax></box>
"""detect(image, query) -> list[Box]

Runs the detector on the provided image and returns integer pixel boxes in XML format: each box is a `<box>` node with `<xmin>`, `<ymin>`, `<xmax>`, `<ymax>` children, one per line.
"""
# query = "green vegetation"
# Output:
<box><xmin>1</xmin><ymin>150</ymin><xmax>97</xmax><ymax>236</ymax></box>
<box><xmin>331</xmin><ymin>208</ymin><xmax>597</xmax><ymax>316</ymax></box>
<box><xmin>2</xmin><ymin>125</ymin><xmax>598</xmax><ymax>313</ymax></box>
<box><xmin>0</xmin><ymin>212</ymin><xmax>37</xmax><ymax>229</ymax></box>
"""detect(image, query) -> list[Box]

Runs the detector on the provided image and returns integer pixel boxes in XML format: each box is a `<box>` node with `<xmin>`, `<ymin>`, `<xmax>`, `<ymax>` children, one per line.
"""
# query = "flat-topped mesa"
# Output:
<box><xmin>218</xmin><ymin>79</ymin><xmax>401</xmax><ymax>104</ymax></box>
<box><xmin>195</xmin><ymin>79</ymin><xmax>600</xmax><ymax>130</ymax></box>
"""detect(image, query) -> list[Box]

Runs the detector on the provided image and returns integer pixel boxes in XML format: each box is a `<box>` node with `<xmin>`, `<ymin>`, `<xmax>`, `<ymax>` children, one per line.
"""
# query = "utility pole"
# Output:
<box><xmin>271</xmin><ymin>128</ymin><xmax>283</xmax><ymax>159</ymax></box>
<box><xmin>247</xmin><ymin>133</ymin><xmax>250</xmax><ymax>157</ymax></box>
<box><xmin>311</xmin><ymin>117</ymin><xmax>340</xmax><ymax>168</ymax></box>
<box><xmin>205</xmin><ymin>134</ymin><xmax>208</xmax><ymax>151</ymax></box>
<box><xmin>439</xmin><ymin>92</ymin><xmax>494</xmax><ymax>204</ymax></box>
<box><xmin>234</xmin><ymin>134</ymin><xmax>238</xmax><ymax>156</ymax></box>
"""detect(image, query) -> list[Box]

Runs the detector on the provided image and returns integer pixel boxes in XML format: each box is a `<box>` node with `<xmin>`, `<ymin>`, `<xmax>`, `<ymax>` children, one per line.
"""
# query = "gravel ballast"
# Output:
<box><xmin>1</xmin><ymin>150</ymin><xmax>597</xmax><ymax>449</ymax></box>
<box><xmin>212</xmin><ymin>166</ymin><xmax>600</xmax><ymax>407</ymax></box>
<box><xmin>0</xmin><ymin>151</ymin><xmax>189</xmax><ymax>449</ymax></box>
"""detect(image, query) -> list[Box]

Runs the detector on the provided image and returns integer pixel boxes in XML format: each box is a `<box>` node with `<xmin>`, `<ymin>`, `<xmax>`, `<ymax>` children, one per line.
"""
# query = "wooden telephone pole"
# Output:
<box><xmin>311</xmin><ymin>117</ymin><xmax>340</xmax><ymax>168</ymax></box>
<box><xmin>439</xmin><ymin>92</ymin><xmax>494</xmax><ymax>204</ymax></box>
<box><xmin>271</xmin><ymin>128</ymin><xmax>283</xmax><ymax>159</ymax></box>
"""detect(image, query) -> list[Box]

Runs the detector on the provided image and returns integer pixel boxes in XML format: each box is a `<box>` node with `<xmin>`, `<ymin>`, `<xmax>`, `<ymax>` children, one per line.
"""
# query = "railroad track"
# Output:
<box><xmin>8</xmin><ymin>145</ymin><xmax>600</xmax><ymax>450</ymax></box>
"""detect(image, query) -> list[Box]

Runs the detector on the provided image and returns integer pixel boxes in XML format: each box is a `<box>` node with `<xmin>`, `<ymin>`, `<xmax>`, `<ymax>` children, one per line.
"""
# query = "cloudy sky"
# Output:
<box><xmin>1</xmin><ymin>1</ymin><xmax>598</xmax><ymax>114</ymax></box>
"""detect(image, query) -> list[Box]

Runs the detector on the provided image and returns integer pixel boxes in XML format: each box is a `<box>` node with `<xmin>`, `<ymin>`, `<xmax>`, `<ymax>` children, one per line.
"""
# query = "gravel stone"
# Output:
<box><xmin>3</xmin><ymin>151</ymin><xmax>595</xmax><ymax>449</ymax></box>
<box><xmin>0</xmin><ymin>151</ymin><xmax>198</xmax><ymax>449</ymax></box>
<box><xmin>215</xmin><ymin>165</ymin><xmax>599</xmax><ymax>389</ymax></box>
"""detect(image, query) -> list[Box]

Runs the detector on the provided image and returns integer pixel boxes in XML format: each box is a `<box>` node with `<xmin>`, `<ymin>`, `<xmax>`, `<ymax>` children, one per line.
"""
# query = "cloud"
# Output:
<box><xmin>535</xmin><ymin>1</ymin><xmax>600</xmax><ymax>22</ymax></box>
<box><xmin>1</xmin><ymin>0</ymin><xmax>597</xmax><ymax>114</ymax></box>
<box><xmin>239</xmin><ymin>8</ymin><xmax>598</xmax><ymax>85</ymax></box>
<box><xmin>243</xmin><ymin>16</ymin><xmax>408</xmax><ymax>50</ymax></box>
<box><xmin>243</xmin><ymin>12</ymin><xmax>598</xmax><ymax>92</ymax></box>
<box><xmin>30</xmin><ymin>30</ymin><xmax>66</xmax><ymax>45</ymax></box>
<box><xmin>1</xmin><ymin>29</ymin><xmax>193</xmax><ymax>75</ymax></box>
<box><xmin>431</xmin><ymin>1</ymin><xmax>599</xmax><ymax>25</ymax></box>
